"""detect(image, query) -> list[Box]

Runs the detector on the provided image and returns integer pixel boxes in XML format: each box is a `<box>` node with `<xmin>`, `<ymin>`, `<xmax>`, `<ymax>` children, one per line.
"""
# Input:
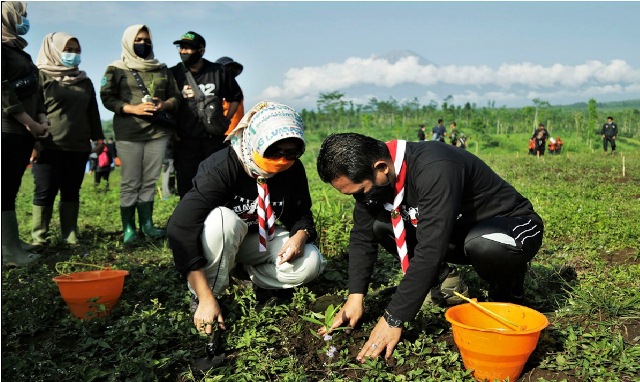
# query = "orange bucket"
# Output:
<box><xmin>52</xmin><ymin>265</ymin><xmax>129</xmax><ymax>320</ymax></box>
<box><xmin>445</xmin><ymin>302</ymin><xmax>549</xmax><ymax>381</ymax></box>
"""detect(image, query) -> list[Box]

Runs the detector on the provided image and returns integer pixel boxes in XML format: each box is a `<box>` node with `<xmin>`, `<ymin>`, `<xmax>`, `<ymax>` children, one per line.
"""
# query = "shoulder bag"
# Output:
<box><xmin>181</xmin><ymin>63</ymin><xmax>229</xmax><ymax>136</ymax></box>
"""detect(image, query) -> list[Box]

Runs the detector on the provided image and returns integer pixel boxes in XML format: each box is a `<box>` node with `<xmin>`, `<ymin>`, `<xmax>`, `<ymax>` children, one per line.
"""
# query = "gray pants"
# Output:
<box><xmin>116</xmin><ymin>137</ymin><xmax>169</xmax><ymax>207</ymax></box>
<box><xmin>189</xmin><ymin>207</ymin><xmax>326</xmax><ymax>295</ymax></box>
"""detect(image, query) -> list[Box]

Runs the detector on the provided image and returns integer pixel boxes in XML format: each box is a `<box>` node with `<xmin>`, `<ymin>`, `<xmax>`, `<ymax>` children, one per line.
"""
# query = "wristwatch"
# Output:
<box><xmin>384</xmin><ymin>310</ymin><xmax>403</xmax><ymax>328</ymax></box>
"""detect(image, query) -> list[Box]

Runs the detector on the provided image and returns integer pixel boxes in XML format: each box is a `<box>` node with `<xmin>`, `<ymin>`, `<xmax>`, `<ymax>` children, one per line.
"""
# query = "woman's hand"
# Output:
<box><xmin>123</xmin><ymin>101</ymin><xmax>157</xmax><ymax>116</ymax></box>
<box><xmin>154</xmin><ymin>97</ymin><xmax>174</xmax><ymax>112</ymax></box>
<box><xmin>276</xmin><ymin>229</ymin><xmax>309</xmax><ymax>265</ymax></box>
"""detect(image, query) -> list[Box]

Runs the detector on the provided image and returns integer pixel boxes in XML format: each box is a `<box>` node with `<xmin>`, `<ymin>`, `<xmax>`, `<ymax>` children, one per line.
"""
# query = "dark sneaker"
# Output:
<box><xmin>423</xmin><ymin>267</ymin><xmax>469</xmax><ymax>307</ymax></box>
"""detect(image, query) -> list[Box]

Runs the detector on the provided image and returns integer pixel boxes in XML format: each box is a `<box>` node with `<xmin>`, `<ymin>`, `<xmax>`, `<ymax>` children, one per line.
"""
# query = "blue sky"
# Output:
<box><xmin>23</xmin><ymin>1</ymin><xmax>640</xmax><ymax>119</ymax></box>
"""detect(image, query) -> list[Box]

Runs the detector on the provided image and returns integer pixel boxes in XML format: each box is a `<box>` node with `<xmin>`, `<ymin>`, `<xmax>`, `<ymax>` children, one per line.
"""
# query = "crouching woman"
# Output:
<box><xmin>167</xmin><ymin>101</ymin><xmax>325</xmax><ymax>334</ymax></box>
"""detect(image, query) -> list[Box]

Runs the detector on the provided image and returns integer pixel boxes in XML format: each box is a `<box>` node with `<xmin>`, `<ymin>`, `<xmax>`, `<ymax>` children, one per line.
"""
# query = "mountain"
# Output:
<box><xmin>374</xmin><ymin>49</ymin><xmax>435</xmax><ymax>66</ymax></box>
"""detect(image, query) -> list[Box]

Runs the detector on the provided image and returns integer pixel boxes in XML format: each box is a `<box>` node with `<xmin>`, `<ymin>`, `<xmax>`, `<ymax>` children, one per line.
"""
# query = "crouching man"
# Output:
<box><xmin>316</xmin><ymin>133</ymin><xmax>543</xmax><ymax>362</ymax></box>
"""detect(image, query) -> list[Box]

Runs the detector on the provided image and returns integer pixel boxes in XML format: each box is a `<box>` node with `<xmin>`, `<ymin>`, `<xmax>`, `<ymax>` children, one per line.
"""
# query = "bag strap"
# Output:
<box><xmin>129</xmin><ymin>69</ymin><xmax>151</xmax><ymax>97</ymax></box>
<box><xmin>180</xmin><ymin>63</ymin><xmax>205</xmax><ymax>103</ymax></box>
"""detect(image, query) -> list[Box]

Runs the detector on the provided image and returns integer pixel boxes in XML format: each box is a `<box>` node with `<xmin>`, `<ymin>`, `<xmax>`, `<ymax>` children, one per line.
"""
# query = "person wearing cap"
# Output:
<box><xmin>167</xmin><ymin>101</ymin><xmax>325</xmax><ymax>335</ymax></box>
<box><xmin>601</xmin><ymin>116</ymin><xmax>618</xmax><ymax>154</ymax></box>
<box><xmin>215</xmin><ymin>56</ymin><xmax>245</xmax><ymax>134</ymax></box>
<box><xmin>169</xmin><ymin>31</ymin><xmax>244</xmax><ymax>199</ymax></box>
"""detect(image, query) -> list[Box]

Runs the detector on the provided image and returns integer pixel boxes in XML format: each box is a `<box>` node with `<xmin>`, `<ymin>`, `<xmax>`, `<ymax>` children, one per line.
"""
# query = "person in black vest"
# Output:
<box><xmin>601</xmin><ymin>116</ymin><xmax>618</xmax><ymax>154</ymax></box>
<box><xmin>531</xmin><ymin>123</ymin><xmax>549</xmax><ymax>156</ymax></box>
<box><xmin>169</xmin><ymin>31</ymin><xmax>244</xmax><ymax>199</ymax></box>
<box><xmin>316</xmin><ymin>133</ymin><xmax>543</xmax><ymax>363</ymax></box>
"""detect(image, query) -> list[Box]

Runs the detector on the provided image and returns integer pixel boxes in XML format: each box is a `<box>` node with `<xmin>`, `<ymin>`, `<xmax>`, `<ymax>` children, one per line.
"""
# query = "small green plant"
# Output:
<box><xmin>301</xmin><ymin>304</ymin><xmax>350</xmax><ymax>359</ymax></box>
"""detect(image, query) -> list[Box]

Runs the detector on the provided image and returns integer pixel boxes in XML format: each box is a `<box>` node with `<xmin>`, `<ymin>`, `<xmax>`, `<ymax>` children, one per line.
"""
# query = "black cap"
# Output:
<box><xmin>215</xmin><ymin>56</ymin><xmax>243</xmax><ymax>77</ymax></box>
<box><xmin>173</xmin><ymin>31</ymin><xmax>206</xmax><ymax>49</ymax></box>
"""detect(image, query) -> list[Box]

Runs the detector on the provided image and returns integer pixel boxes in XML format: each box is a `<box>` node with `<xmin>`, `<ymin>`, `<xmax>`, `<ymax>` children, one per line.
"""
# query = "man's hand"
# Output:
<box><xmin>356</xmin><ymin>316</ymin><xmax>402</xmax><ymax>363</ymax></box>
<box><xmin>318</xmin><ymin>293</ymin><xmax>364</xmax><ymax>336</ymax></box>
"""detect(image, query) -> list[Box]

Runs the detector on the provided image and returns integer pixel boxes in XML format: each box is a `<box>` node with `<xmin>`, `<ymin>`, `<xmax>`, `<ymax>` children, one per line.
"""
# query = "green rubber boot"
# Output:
<box><xmin>31</xmin><ymin>205</ymin><xmax>53</xmax><ymax>246</ymax></box>
<box><xmin>120</xmin><ymin>205</ymin><xmax>139</xmax><ymax>245</ymax></box>
<box><xmin>2</xmin><ymin>211</ymin><xmax>41</xmax><ymax>267</ymax></box>
<box><xmin>59</xmin><ymin>202</ymin><xmax>80</xmax><ymax>244</ymax></box>
<box><xmin>137</xmin><ymin>201</ymin><xmax>166</xmax><ymax>239</ymax></box>
<box><xmin>422</xmin><ymin>264</ymin><xmax>468</xmax><ymax>307</ymax></box>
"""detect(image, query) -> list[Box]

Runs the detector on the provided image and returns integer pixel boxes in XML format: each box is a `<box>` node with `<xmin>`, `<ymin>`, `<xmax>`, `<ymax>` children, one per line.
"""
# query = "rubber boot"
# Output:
<box><xmin>137</xmin><ymin>201</ymin><xmax>166</xmax><ymax>239</ymax></box>
<box><xmin>31</xmin><ymin>205</ymin><xmax>53</xmax><ymax>246</ymax></box>
<box><xmin>120</xmin><ymin>205</ymin><xmax>139</xmax><ymax>245</ymax></box>
<box><xmin>59</xmin><ymin>202</ymin><xmax>80</xmax><ymax>244</ymax></box>
<box><xmin>2</xmin><ymin>211</ymin><xmax>41</xmax><ymax>267</ymax></box>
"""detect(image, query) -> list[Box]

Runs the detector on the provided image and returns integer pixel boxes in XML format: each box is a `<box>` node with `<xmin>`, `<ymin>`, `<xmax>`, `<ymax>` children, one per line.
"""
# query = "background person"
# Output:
<box><xmin>167</xmin><ymin>101</ymin><xmax>325</xmax><ymax>335</ymax></box>
<box><xmin>601</xmin><ymin>116</ymin><xmax>617</xmax><ymax>154</ymax></box>
<box><xmin>31</xmin><ymin>32</ymin><xmax>105</xmax><ymax>246</ymax></box>
<box><xmin>170</xmin><ymin>31</ymin><xmax>243</xmax><ymax>199</ymax></box>
<box><xmin>316</xmin><ymin>133</ymin><xmax>543</xmax><ymax>362</ymax></box>
<box><xmin>215</xmin><ymin>56</ymin><xmax>245</xmax><ymax>134</ymax></box>
<box><xmin>100</xmin><ymin>24</ymin><xmax>180</xmax><ymax>244</ymax></box>
<box><xmin>416</xmin><ymin>124</ymin><xmax>426</xmax><ymax>141</ymax></box>
<box><xmin>532</xmin><ymin>123</ymin><xmax>549</xmax><ymax>156</ymax></box>
<box><xmin>431</xmin><ymin>118</ymin><xmax>446</xmax><ymax>142</ymax></box>
<box><xmin>2</xmin><ymin>1</ymin><xmax>49</xmax><ymax>266</ymax></box>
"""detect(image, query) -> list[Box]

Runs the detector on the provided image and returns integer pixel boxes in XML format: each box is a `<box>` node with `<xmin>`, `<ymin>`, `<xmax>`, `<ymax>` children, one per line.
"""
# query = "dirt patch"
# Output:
<box><xmin>519</xmin><ymin>368</ymin><xmax>579</xmax><ymax>381</ymax></box>
<box><xmin>601</xmin><ymin>247</ymin><xmax>639</xmax><ymax>265</ymax></box>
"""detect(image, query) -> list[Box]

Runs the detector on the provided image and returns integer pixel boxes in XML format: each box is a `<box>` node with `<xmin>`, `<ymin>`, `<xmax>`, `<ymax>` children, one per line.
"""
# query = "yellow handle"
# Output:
<box><xmin>453</xmin><ymin>291</ymin><xmax>522</xmax><ymax>331</ymax></box>
<box><xmin>55</xmin><ymin>261</ymin><xmax>110</xmax><ymax>277</ymax></box>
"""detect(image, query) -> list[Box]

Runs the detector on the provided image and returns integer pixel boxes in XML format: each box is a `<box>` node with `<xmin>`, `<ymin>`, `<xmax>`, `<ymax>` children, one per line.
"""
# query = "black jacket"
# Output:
<box><xmin>167</xmin><ymin>146</ymin><xmax>316</xmax><ymax>278</ymax></box>
<box><xmin>170</xmin><ymin>60</ymin><xmax>243</xmax><ymax>140</ymax></box>
<box><xmin>348</xmin><ymin>141</ymin><xmax>538</xmax><ymax>322</ymax></box>
<box><xmin>601</xmin><ymin>122</ymin><xmax>618</xmax><ymax>137</ymax></box>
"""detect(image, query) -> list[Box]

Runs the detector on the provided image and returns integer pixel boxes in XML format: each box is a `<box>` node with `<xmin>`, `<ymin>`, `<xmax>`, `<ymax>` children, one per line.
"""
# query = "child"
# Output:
<box><xmin>95</xmin><ymin>144</ymin><xmax>113</xmax><ymax>189</ymax></box>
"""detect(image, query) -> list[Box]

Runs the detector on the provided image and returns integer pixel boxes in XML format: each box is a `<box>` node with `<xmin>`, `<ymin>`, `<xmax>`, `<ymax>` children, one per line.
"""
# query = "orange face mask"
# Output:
<box><xmin>252</xmin><ymin>152</ymin><xmax>295</xmax><ymax>174</ymax></box>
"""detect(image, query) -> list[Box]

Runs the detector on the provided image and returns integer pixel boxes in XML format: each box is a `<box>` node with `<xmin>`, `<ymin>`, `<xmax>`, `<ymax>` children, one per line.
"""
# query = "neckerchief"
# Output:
<box><xmin>383</xmin><ymin>140</ymin><xmax>409</xmax><ymax>273</ymax></box>
<box><xmin>257</xmin><ymin>177</ymin><xmax>275</xmax><ymax>252</ymax></box>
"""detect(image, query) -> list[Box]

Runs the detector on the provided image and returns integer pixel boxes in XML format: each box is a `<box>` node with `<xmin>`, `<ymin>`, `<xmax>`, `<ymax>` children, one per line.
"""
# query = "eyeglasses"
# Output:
<box><xmin>264</xmin><ymin>149</ymin><xmax>303</xmax><ymax>160</ymax></box>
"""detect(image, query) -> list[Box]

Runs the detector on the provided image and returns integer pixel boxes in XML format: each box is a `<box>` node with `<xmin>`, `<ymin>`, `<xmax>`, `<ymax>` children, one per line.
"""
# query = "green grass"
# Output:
<box><xmin>2</xmin><ymin>135</ymin><xmax>639</xmax><ymax>381</ymax></box>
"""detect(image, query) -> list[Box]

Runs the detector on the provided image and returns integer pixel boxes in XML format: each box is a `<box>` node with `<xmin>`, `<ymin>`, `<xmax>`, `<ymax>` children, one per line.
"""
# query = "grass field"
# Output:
<box><xmin>2</xmin><ymin>134</ymin><xmax>639</xmax><ymax>381</ymax></box>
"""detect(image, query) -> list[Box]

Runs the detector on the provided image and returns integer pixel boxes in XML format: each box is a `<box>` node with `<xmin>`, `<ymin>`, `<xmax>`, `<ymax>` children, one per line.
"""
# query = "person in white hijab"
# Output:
<box><xmin>29</xmin><ymin>32</ymin><xmax>105</xmax><ymax>247</ymax></box>
<box><xmin>100</xmin><ymin>24</ymin><xmax>181</xmax><ymax>245</ymax></box>
<box><xmin>168</xmin><ymin>101</ymin><xmax>325</xmax><ymax>335</ymax></box>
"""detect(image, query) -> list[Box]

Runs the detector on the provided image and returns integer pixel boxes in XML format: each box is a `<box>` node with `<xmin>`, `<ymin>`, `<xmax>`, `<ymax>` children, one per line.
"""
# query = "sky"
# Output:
<box><xmin>21</xmin><ymin>1</ymin><xmax>640</xmax><ymax>119</ymax></box>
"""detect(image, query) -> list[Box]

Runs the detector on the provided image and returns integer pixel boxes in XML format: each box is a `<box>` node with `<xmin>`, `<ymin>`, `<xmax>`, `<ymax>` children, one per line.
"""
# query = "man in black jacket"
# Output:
<box><xmin>316</xmin><ymin>133</ymin><xmax>543</xmax><ymax>362</ymax></box>
<box><xmin>601</xmin><ymin>116</ymin><xmax>618</xmax><ymax>154</ymax></box>
<box><xmin>170</xmin><ymin>31</ymin><xmax>244</xmax><ymax>198</ymax></box>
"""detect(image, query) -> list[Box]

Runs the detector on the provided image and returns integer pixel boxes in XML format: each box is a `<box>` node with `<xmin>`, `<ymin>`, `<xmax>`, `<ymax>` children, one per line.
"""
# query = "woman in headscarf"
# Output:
<box><xmin>167</xmin><ymin>101</ymin><xmax>325</xmax><ymax>335</ymax></box>
<box><xmin>1</xmin><ymin>1</ymin><xmax>49</xmax><ymax>266</ymax></box>
<box><xmin>100</xmin><ymin>24</ymin><xmax>180</xmax><ymax>245</ymax></box>
<box><xmin>30</xmin><ymin>32</ymin><xmax>105</xmax><ymax>246</ymax></box>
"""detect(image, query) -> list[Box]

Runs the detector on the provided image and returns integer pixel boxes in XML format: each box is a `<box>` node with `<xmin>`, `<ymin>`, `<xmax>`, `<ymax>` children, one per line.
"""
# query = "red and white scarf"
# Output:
<box><xmin>257</xmin><ymin>177</ymin><xmax>275</xmax><ymax>252</ymax></box>
<box><xmin>383</xmin><ymin>140</ymin><xmax>409</xmax><ymax>274</ymax></box>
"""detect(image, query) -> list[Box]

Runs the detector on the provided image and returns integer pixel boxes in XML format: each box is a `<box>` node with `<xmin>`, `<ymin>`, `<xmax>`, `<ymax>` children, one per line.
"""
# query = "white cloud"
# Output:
<box><xmin>259</xmin><ymin>55</ymin><xmax>640</xmax><ymax>107</ymax></box>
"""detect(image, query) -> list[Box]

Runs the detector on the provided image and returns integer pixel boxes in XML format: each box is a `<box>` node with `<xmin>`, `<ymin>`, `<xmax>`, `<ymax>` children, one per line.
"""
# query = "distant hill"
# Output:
<box><xmin>559</xmin><ymin>99</ymin><xmax>640</xmax><ymax>110</ymax></box>
<box><xmin>374</xmin><ymin>49</ymin><xmax>435</xmax><ymax>66</ymax></box>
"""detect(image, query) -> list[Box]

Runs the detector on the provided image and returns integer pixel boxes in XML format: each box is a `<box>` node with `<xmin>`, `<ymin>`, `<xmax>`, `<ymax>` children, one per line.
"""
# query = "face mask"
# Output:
<box><xmin>180</xmin><ymin>52</ymin><xmax>202</xmax><ymax>66</ymax></box>
<box><xmin>252</xmin><ymin>152</ymin><xmax>295</xmax><ymax>175</ymax></box>
<box><xmin>15</xmin><ymin>17</ymin><xmax>30</xmax><ymax>35</ymax></box>
<box><xmin>60</xmin><ymin>52</ymin><xmax>81</xmax><ymax>67</ymax></box>
<box><xmin>353</xmin><ymin>178</ymin><xmax>393</xmax><ymax>206</ymax></box>
<box><xmin>133</xmin><ymin>43</ymin><xmax>152</xmax><ymax>58</ymax></box>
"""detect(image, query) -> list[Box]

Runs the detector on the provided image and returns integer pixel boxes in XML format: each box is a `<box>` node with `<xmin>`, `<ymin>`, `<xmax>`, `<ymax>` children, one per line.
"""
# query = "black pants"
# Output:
<box><xmin>603</xmin><ymin>136</ymin><xmax>616</xmax><ymax>152</ymax></box>
<box><xmin>32</xmin><ymin>149</ymin><xmax>89</xmax><ymax>206</ymax></box>
<box><xmin>174</xmin><ymin>136</ymin><xmax>226</xmax><ymax>198</ymax></box>
<box><xmin>372</xmin><ymin>211</ymin><xmax>544</xmax><ymax>293</ymax></box>
<box><xmin>94</xmin><ymin>169</ymin><xmax>111</xmax><ymax>184</ymax></box>
<box><xmin>1</xmin><ymin>132</ymin><xmax>34</xmax><ymax>211</ymax></box>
